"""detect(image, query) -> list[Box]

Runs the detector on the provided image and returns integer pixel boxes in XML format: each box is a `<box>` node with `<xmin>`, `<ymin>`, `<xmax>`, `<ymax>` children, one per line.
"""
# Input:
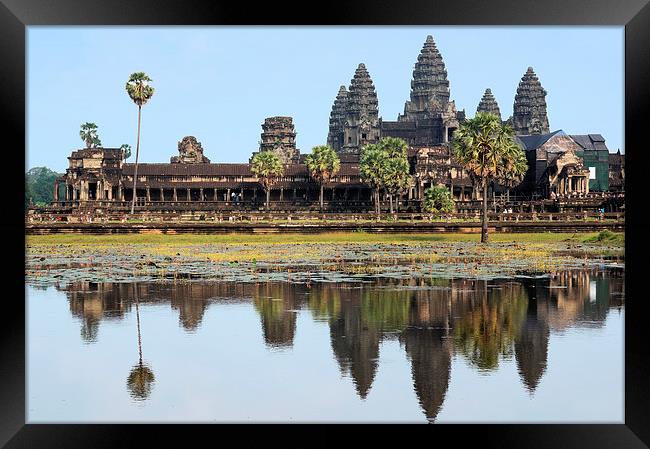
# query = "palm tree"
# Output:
<box><xmin>250</xmin><ymin>151</ymin><xmax>284</xmax><ymax>211</ymax></box>
<box><xmin>120</xmin><ymin>144</ymin><xmax>132</xmax><ymax>162</ymax></box>
<box><xmin>125</xmin><ymin>72</ymin><xmax>155</xmax><ymax>214</ymax></box>
<box><xmin>452</xmin><ymin>112</ymin><xmax>528</xmax><ymax>243</ymax></box>
<box><xmin>359</xmin><ymin>143</ymin><xmax>385</xmax><ymax>218</ymax></box>
<box><xmin>305</xmin><ymin>145</ymin><xmax>341</xmax><ymax>211</ymax></box>
<box><xmin>126</xmin><ymin>284</ymin><xmax>155</xmax><ymax>401</ymax></box>
<box><xmin>378</xmin><ymin>137</ymin><xmax>411</xmax><ymax>215</ymax></box>
<box><xmin>79</xmin><ymin>122</ymin><xmax>101</xmax><ymax>148</ymax></box>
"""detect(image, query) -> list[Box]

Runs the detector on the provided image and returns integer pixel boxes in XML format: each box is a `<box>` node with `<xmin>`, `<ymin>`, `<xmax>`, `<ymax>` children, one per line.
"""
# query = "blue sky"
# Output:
<box><xmin>27</xmin><ymin>26</ymin><xmax>623</xmax><ymax>172</ymax></box>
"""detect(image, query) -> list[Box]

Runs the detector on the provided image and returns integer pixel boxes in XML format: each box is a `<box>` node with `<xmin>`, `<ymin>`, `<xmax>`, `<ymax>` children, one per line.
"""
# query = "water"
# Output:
<box><xmin>27</xmin><ymin>269</ymin><xmax>624</xmax><ymax>423</ymax></box>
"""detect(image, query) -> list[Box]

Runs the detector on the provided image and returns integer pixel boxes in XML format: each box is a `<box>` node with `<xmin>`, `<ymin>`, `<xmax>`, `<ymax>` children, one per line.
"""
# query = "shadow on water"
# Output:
<box><xmin>59</xmin><ymin>268</ymin><xmax>624</xmax><ymax>421</ymax></box>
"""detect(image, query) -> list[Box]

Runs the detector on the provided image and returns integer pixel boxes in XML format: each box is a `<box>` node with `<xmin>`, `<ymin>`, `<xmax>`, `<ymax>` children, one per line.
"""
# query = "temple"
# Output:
<box><xmin>40</xmin><ymin>34</ymin><xmax>623</xmax><ymax>219</ymax></box>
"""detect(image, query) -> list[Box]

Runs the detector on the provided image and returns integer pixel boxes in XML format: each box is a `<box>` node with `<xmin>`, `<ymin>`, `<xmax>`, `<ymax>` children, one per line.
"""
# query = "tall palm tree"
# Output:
<box><xmin>79</xmin><ymin>122</ymin><xmax>101</xmax><ymax>148</ymax></box>
<box><xmin>452</xmin><ymin>112</ymin><xmax>527</xmax><ymax>243</ymax></box>
<box><xmin>125</xmin><ymin>72</ymin><xmax>155</xmax><ymax>214</ymax></box>
<box><xmin>359</xmin><ymin>143</ymin><xmax>385</xmax><ymax>218</ymax></box>
<box><xmin>126</xmin><ymin>283</ymin><xmax>155</xmax><ymax>401</ymax></box>
<box><xmin>250</xmin><ymin>151</ymin><xmax>284</xmax><ymax>211</ymax></box>
<box><xmin>305</xmin><ymin>145</ymin><xmax>341</xmax><ymax>211</ymax></box>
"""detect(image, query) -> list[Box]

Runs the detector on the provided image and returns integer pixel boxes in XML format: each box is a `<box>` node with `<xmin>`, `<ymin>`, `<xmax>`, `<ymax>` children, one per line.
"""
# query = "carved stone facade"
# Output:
<box><xmin>341</xmin><ymin>64</ymin><xmax>381</xmax><ymax>154</ymax></box>
<box><xmin>476</xmin><ymin>88</ymin><xmax>502</xmax><ymax>121</ymax></box>
<box><xmin>327</xmin><ymin>85</ymin><xmax>348</xmax><ymax>151</ymax></box>
<box><xmin>170</xmin><ymin>136</ymin><xmax>210</xmax><ymax>164</ymax></box>
<box><xmin>511</xmin><ymin>67</ymin><xmax>550</xmax><ymax>135</ymax></box>
<box><xmin>257</xmin><ymin>116</ymin><xmax>299</xmax><ymax>164</ymax></box>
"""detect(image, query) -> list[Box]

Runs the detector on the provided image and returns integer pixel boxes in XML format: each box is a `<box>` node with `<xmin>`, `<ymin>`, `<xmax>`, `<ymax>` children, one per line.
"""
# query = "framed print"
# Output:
<box><xmin>4</xmin><ymin>0</ymin><xmax>649</xmax><ymax>446</ymax></box>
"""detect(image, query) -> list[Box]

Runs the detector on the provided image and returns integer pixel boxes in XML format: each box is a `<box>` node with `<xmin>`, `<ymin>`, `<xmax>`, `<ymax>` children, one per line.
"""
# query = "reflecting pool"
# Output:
<box><xmin>27</xmin><ymin>269</ymin><xmax>624</xmax><ymax>423</ymax></box>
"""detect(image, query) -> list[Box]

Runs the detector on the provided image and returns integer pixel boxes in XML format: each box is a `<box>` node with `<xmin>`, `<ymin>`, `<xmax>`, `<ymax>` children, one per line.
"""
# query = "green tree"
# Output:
<box><xmin>423</xmin><ymin>185</ymin><xmax>455</xmax><ymax>217</ymax></box>
<box><xmin>120</xmin><ymin>143</ymin><xmax>132</xmax><ymax>161</ymax></box>
<box><xmin>79</xmin><ymin>122</ymin><xmax>101</xmax><ymax>148</ymax></box>
<box><xmin>251</xmin><ymin>151</ymin><xmax>284</xmax><ymax>211</ymax></box>
<box><xmin>378</xmin><ymin>137</ymin><xmax>411</xmax><ymax>215</ymax></box>
<box><xmin>359</xmin><ymin>143</ymin><xmax>385</xmax><ymax>218</ymax></box>
<box><xmin>125</xmin><ymin>72</ymin><xmax>155</xmax><ymax>214</ymax></box>
<box><xmin>305</xmin><ymin>145</ymin><xmax>341</xmax><ymax>211</ymax></box>
<box><xmin>25</xmin><ymin>167</ymin><xmax>64</xmax><ymax>210</ymax></box>
<box><xmin>452</xmin><ymin>112</ymin><xmax>527</xmax><ymax>243</ymax></box>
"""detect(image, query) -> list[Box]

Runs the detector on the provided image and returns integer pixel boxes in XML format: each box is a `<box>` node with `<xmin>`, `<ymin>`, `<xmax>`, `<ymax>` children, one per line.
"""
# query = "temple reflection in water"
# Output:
<box><xmin>61</xmin><ymin>269</ymin><xmax>624</xmax><ymax>422</ymax></box>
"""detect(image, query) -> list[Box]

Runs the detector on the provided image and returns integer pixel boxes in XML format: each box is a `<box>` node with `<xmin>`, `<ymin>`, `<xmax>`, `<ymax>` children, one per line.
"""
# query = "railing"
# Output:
<box><xmin>26</xmin><ymin>210</ymin><xmax>625</xmax><ymax>224</ymax></box>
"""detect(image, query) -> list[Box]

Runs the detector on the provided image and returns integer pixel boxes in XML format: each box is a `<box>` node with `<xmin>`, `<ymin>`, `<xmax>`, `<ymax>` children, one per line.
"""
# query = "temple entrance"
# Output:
<box><xmin>88</xmin><ymin>182</ymin><xmax>97</xmax><ymax>200</ymax></box>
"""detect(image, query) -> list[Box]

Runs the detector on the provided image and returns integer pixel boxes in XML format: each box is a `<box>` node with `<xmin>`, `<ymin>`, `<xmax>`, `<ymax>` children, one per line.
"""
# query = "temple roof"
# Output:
<box><xmin>515</xmin><ymin>130</ymin><xmax>564</xmax><ymax>151</ymax></box>
<box><xmin>569</xmin><ymin>134</ymin><xmax>609</xmax><ymax>152</ymax></box>
<box><xmin>122</xmin><ymin>162</ymin><xmax>361</xmax><ymax>177</ymax></box>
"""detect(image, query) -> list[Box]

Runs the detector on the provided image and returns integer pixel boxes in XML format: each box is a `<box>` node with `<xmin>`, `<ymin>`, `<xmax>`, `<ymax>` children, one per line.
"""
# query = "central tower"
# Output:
<box><xmin>399</xmin><ymin>35</ymin><xmax>451</xmax><ymax>121</ymax></box>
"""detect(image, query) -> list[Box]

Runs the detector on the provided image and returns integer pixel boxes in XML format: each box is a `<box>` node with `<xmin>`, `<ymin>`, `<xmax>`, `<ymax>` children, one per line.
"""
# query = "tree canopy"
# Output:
<box><xmin>452</xmin><ymin>112</ymin><xmax>528</xmax><ymax>242</ymax></box>
<box><xmin>423</xmin><ymin>185</ymin><xmax>454</xmax><ymax>216</ymax></box>
<box><xmin>79</xmin><ymin>122</ymin><xmax>101</xmax><ymax>148</ymax></box>
<box><xmin>125</xmin><ymin>72</ymin><xmax>155</xmax><ymax>107</ymax></box>
<box><xmin>305</xmin><ymin>145</ymin><xmax>341</xmax><ymax>210</ymax></box>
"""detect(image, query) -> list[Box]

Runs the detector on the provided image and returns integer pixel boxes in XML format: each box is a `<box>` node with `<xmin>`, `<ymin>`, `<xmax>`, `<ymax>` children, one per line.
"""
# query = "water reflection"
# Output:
<box><xmin>56</xmin><ymin>269</ymin><xmax>624</xmax><ymax>421</ymax></box>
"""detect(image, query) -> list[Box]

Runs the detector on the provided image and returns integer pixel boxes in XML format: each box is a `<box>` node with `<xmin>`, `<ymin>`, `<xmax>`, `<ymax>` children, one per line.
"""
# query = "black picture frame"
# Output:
<box><xmin>3</xmin><ymin>0</ymin><xmax>649</xmax><ymax>446</ymax></box>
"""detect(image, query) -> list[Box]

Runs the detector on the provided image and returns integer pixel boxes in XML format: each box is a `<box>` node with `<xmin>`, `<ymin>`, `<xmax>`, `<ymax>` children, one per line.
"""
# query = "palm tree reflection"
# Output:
<box><xmin>126</xmin><ymin>283</ymin><xmax>155</xmax><ymax>401</ymax></box>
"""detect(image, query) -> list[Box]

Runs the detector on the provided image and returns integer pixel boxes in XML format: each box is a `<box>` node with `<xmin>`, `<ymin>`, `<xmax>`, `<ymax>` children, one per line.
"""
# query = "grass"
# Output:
<box><xmin>26</xmin><ymin>231</ymin><xmax>624</xmax><ymax>247</ymax></box>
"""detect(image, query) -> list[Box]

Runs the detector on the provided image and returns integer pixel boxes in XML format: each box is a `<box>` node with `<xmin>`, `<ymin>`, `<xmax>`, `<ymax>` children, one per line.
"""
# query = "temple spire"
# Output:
<box><xmin>341</xmin><ymin>63</ymin><xmax>380</xmax><ymax>154</ymax></box>
<box><xmin>400</xmin><ymin>35</ymin><xmax>450</xmax><ymax>121</ymax></box>
<box><xmin>512</xmin><ymin>67</ymin><xmax>550</xmax><ymax>135</ymax></box>
<box><xmin>476</xmin><ymin>88</ymin><xmax>502</xmax><ymax>121</ymax></box>
<box><xmin>327</xmin><ymin>85</ymin><xmax>348</xmax><ymax>152</ymax></box>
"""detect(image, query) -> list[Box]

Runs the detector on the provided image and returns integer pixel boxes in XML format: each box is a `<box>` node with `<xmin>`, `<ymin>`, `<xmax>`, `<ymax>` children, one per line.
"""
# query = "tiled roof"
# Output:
<box><xmin>515</xmin><ymin>130</ymin><xmax>564</xmax><ymax>151</ymax></box>
<box><xmin>569</xmin><ymin>134</ymin><xmax>610</xmax><ymax>152</ymax></box>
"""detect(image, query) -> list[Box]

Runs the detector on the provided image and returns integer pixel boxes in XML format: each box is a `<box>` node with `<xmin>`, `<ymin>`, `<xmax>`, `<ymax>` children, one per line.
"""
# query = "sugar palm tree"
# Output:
<box><xmin>79</xmin><ymin>122</ymin><xmax>101</xmax><ymax>148</ymax></box>
<box><xmin>126</xmin><ymin>284</ymin><xmax>155</xmax><ymax>401</ymax></box>
<box><xmin>305</xmin><ymin>145</ymin><xmax>341</xmax><ymax>211</ymax></box>
<box><xmin>452</xmin><ymin>112</ymin><xmax>527</xmax><ymax>243</ymax></box>
<box><xmin>251</xmin><ymin>151</ymin><xmax>284</xmax><ymax>211</ymax></box>
<box><xmin>359</xmin><ymin>143</ymin><xmax>385</xmax><ymax>218</ymax></box>
<box><xmin>120</xmin><ymin>144</ymin><xmax>132</xmax><ymax>162</ymax></box>
<box><xmin>125</xmin><ymin>72</ymin><xmax>155</xmax><ymax>214</ymax></box>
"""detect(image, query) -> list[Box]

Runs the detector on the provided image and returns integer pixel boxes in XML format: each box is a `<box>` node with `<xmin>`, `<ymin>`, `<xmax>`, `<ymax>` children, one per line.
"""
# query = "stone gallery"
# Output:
<box><xmin>46</xmin><ymin>36</ymin><xmax>624</xmax><ymax>216</ymax></box>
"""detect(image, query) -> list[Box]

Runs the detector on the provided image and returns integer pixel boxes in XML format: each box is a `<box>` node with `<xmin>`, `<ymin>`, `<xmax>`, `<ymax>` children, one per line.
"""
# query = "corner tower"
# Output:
<box><xmin>341</xmin><ymin>63</ymin><xmax>380</xmax><ymax>154</ymax></box>
<box><xmin>512</xmin><ymin>67</ymin><xmax>550</xmax><ymax>135</ymax></box>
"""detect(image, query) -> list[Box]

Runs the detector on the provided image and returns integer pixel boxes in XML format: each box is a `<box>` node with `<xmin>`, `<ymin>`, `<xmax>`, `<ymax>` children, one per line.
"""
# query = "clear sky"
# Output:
<box><xmin>27</xmin><ymin>26</ymin><xmax>623</xmax><ymax>172</ymax></box>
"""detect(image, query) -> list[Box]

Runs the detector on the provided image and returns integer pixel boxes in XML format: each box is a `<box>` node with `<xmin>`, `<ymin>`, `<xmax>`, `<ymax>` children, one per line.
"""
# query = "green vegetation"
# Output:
<box><xmin>452</xmin><ymin>112</ymin><xmax>528</xmax><ymax>243</ymax></box>
<box><xmin>25</xmin><ymin>167</ymin><xmax>63</xmax><ymax>210</ymax></box>
<box><xmin>26</xmin><ymin>231</ymin><xmax>624</xmax><ymax>247</ymax></box>
<box><xmin>423</xmin><ymin>185</ymin><xmax>455</xmax><ymax>216</ymax></box>
<box><xmin>79</xmin><ymin>122</ymin><xmax>102</xmax><ymax>148</ymax></box>
<box><xmin>125</xmin><ymin>72</ymin><xmax>155</xmax><ymax>214</ymax></box>
<box><xmin>360</xmin><ymin>137</ymin><xmax>411</xmax><ymax>217</ymax></box>
<box><xmin>120</xmin><ymin>143</ymin><xmax>132</xmax><ymax>161</ymax></box>
<box><xmin>305</xmin><ymin>145</ymin><xmax>341</xmax><ymax>211</ymax></box>
<box><xmin>250</xmin><ymin>151</ymin><xmax>285</xmax><ymax>210</ymax></box>
<box><xmin>583</xmin><ymin>230</ymin><xmax>625</xmax><ymax>245</ymax></box>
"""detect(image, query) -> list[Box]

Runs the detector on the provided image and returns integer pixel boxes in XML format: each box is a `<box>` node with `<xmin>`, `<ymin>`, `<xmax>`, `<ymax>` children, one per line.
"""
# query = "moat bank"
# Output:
<box><xmin>25</xmin><ymin>219</ymin><xmax>624</xmax><ymax>235</ymax></box>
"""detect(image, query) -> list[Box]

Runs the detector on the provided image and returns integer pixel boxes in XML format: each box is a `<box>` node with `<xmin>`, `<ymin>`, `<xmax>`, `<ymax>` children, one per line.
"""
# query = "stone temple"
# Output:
<box><xmin>39</xmin><ymin>34</ymin><xmax>623</xmax><ymax>219</ymax></box>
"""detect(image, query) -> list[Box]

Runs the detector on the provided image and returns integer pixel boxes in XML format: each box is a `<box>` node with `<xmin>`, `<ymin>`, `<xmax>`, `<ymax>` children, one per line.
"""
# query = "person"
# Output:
<box><xmin>231</xmin><ymin>191</ymin><xmax>236</xmax><ymax>203</ymax></box>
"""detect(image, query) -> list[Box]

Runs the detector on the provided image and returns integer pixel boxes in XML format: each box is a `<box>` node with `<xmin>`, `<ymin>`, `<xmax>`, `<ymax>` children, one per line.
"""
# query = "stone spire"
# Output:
<box><xmin>327</xmin><ymin>85</ymin><xmax>348</xmax><ymax>152</ymax></box>
<box><xmin>400</xmin><ymin>35</ymin><xmax>450</xmax><ymax>121</ymax></box>
<box><xmin>258</xmin><ymin>116</ymin><xmax>298</xmax><ymax>164</ymax></box>
<box><xmin>476</xmin><ymin>88</ymin><xmax>502</xmax><ymax>121</ymax></box>
<box><xmin>512</xmin><ymin>67</ymin><xmax>550</xmax><ymax>135</ymax></box>
<box><xmin>341</xmin><ymin>63</ymin><xmax>380</xmax><ymax>154</ymax></box>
